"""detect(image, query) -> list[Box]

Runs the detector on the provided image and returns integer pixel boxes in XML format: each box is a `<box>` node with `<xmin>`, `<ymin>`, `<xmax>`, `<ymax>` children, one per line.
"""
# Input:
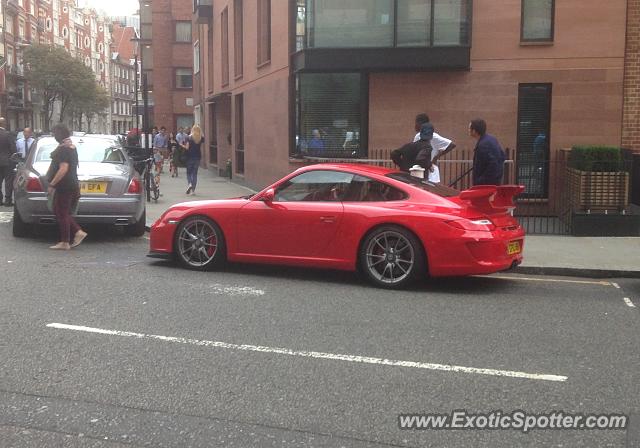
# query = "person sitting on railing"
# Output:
<box><xmin>413</xmin><ymin>113</ymin><xmax>457</xmax><ymax>183</ymax></box>
<box><xmin>308</xmin><ymin>129</ymin><xmax>325</xmax><ymax>152</ymax></box>
<box><xmin>391</xmin><ymin>123</ymin><xmax>434</xmax><ymax>173</ymax></box>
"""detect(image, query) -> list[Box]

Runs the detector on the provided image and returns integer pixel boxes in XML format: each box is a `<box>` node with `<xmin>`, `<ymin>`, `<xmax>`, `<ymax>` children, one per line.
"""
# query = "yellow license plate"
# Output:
<box><xmin>507</xmin><ymin>241</ymin><xmax>521</xmax><ymax>255</ymax></box>
<box><xmin>80</xmin><ymin>182</ymin><xmax>108</xmax><ymax>194</ymax></box>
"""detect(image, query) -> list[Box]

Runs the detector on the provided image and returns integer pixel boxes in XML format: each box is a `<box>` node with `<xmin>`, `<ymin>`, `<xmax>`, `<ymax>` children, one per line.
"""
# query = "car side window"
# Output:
<box><xmin>275</xmin><ymin>170</ymin><xmax>354</xmax><ymax>202</ymax></box>
<box><xmin>342</xmin><ymin>175</ymin><xmax>407</xmax><ymax>202</ymax></box>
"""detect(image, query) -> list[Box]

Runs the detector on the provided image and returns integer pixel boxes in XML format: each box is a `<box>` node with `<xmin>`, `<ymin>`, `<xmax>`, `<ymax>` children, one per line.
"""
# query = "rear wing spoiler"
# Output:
<box><xmin>459</xmin><ymin>185</ymin><xmax>525</xmax><ymax>212</ymax></box>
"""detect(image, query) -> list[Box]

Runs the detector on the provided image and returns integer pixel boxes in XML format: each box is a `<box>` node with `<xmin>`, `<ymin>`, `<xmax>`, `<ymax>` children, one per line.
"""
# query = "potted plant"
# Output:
<box><xmin>565</xmin><ymin>146</ymin><xmax>638</xmax><ymax>236</ymax></box>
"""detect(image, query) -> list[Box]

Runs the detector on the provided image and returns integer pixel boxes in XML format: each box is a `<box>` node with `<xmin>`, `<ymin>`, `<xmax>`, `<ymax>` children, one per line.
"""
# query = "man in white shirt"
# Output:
<box><xmin>412</xmin><ymin>113</ymin><xmax>456</xmax><ymax>183</ymax></box>
<box><xmin>16</xmin><ymin>127</ymin><xmax>34</xmax><ymax>159</ymax></box>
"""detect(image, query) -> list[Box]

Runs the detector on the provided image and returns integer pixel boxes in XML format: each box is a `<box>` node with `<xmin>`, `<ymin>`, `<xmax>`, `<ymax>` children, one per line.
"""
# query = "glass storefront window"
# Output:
<box><xmin>296</xmin><ymin>73</ymin><xmax>364</xmax><ymax>158</ymax></box>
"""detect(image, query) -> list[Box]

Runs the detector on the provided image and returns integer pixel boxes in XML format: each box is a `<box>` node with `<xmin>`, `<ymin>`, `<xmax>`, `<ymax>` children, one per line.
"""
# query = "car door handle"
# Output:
<box><xmin>320</xmin><ymin>216</ymin><xmax>337</xmax><ymax>223</ymax></box>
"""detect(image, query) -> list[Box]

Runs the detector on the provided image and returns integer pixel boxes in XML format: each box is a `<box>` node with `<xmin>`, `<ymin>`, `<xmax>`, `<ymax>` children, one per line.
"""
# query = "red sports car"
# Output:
<box><xmin>149</xmin><ymin>164</ymin><xmax>525</xmax><ymax>288</ymax></box>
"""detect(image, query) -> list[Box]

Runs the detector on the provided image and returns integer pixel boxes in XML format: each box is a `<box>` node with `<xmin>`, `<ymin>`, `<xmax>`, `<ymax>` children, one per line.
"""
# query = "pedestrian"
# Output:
<box><xmin>153</xmin><ymin>126</ymin><xmax>168</xmax><ymax>172</ymax></box>
<box><xmin>185</xmin><ymin>125</ymin><xmax>203</xmax><ymax>195</ymax></box>
<box><xmin>168</xmin><ymin>133</ymin><xmax>180</xmax><ymax>177</ymax></box>
<box><xmin>176</xmin><ymin>127</ymin><xmax>188</xmax><ymax>147</ymax></box>
<box><xmin>0</xmin><ymin>117</ymin><xmax>17</xmax><ymax>206</ymax></box>
<box><xmin>46</xmin><ymin>124</ymin><xmax>87</xmax><ymax>250</ymax></box>
<box><xmin>16</xmin><ymin>127</ymin><xmax>35</xmax><ymax>160</ymax></box>
<box><xmin>469</xmin><ymin>119</ymin><xmax>506</xmax><ymax>186</ymax></box>
<box><xmin>412</xmin><ymin>113</ymin><xmax>457</xmax><ymax>183</ymax></box>
<box><xmin>391</xmin><ymin>123</ymin><xmax>434</xmax><ymax>173</ymax></box>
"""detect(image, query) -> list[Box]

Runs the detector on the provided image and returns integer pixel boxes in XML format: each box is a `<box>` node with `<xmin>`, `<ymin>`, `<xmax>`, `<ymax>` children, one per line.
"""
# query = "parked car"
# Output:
<box><xmin>149</xmin><ymin>164</ymin><xmax>525</xmax><ymax>288</ymax></box>
<box><xmin>12</xmin><ymin>135</ymin><xmax>146</xmax><ymax>237</ymax></box>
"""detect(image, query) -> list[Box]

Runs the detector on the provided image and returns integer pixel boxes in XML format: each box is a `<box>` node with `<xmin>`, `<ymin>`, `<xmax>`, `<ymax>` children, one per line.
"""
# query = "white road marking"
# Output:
<box><xmin>209</xmin><ymin>283</ymin><xmax>265</xmax><ymax>297</ymax></box>
<box><xmin>623</xmin><ymin>297</ymin><xmax>636</xmax><ymax>308</ymax></box>
<box><xmin>612</xmin><ymin>283</ymin><xmax>621</xmax><ymax>289</ymax></box>
<box><xmin>46</xmin><ymin>323</ymin><xmax>567</xmax><ymax>382</ymax></box>
<box><xmin>0</xmin><ymin>212</ymin><xmax>13</xmax><ymax>223</ymax></box>
<box><xmin>487</xmin><ymin>275</ymin><xmax>611</xmax><ymax>286</ymax></box>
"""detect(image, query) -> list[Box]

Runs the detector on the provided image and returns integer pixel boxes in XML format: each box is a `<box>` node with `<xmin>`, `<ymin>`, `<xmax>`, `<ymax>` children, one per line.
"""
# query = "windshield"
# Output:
<box><xmin>35</xmin><ymin>138</ymin><xmax>126</xmax><ymax>164</ymax></box>
<box><xmin>386</xmin><ymin>172</ymin><xmax>460</xmax><ymax>198</ymax></box>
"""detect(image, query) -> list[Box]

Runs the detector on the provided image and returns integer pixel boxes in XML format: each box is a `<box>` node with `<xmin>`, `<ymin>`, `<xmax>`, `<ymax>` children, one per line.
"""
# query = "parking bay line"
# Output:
<box><xmin>487</xmin><ymin>275</ymin><xmax>612</xmax><ymax>286</ymax></box>
<box><xmin>46</xmin><ymin>323</ymin><xmax>567</xmax><ymax>383</ymax></box>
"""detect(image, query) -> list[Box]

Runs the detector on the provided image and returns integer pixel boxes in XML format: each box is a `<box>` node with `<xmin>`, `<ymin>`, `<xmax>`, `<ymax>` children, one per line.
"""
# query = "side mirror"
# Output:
<box><xmin>10</xmin><ymin>153</ymin><xmax>24</xmax><ymax>163</ymax></box>
<box><xmin>261</xmin><ymin>188</ymin><xmax>275</xmax><ymax>204</ymax></box>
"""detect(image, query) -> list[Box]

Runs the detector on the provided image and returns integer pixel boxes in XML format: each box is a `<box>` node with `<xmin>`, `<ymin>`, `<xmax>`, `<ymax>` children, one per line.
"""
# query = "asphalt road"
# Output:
<box><xmin>0</xmin><ymin>213</ymin><xmax>639</xmax><ymax>447</ymax></box>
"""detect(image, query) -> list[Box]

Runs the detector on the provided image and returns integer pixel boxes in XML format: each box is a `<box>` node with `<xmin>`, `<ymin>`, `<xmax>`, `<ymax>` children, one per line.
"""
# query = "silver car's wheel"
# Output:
<box><xmin>175</xmin><ymin>216</ymin><xmax>225</xmax><ymax>270</ymax></box>
<box><xmin>360</xmin><ymin>226</ymin><xmax>425</xmax><ymax>288</ymax></box>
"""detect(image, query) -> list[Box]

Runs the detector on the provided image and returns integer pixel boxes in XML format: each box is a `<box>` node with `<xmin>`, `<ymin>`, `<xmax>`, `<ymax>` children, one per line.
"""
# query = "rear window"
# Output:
<box><xmin>386</xmin><ymin>172</ymin><xmax>460</xmax><ymax>198</ymax></box>
<box><xmin>35</xmin><ymin>138</ymin><xmax>126</xmax><ymax>164</ymax></box>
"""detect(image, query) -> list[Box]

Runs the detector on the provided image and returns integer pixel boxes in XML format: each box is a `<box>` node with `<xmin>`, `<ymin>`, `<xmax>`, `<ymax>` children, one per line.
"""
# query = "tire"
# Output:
<box><xmin>127</xmin><ymin>209</ymin><xmax>146</xmax><ymax>237</ymax></box>
<box><xmin>174</xmin><ymin>215</ymin><xmax>226</xmax><ymax>271</ymax></box>
<box><xmin>359</xmin><ymin>225</ymin><xmax>425</xmax><ymax>289</ymax></box>
<box><xmin>12</xmin><ymin>204</ymin><xmax>31</xmax><ymax>238</ymax></box>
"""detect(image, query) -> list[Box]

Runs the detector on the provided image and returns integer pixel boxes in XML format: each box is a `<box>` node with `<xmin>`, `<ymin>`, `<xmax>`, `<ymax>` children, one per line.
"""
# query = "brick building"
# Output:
<box><xmin>623</xmin><ymin>0</ymin><xmax>640</xmax><ymax>153</ymax></box>
<box><xmin>110</xmin><ymin>23</ymin><xmax>137</xmax><ymax>134</ymax></box>
<box><xmin>139</xmin><ymin>0</ymin><xmax>194</xmax><ymax>133</ymax></box>
<box><xmin>192</xmin><ymin>0</ymin><xmax>638</xmax><ymax>194</ymax></box>
<box><xmin>0</xmin><ymin>0</ymin><xmax>114</xmax><ymax>133</ymax></box>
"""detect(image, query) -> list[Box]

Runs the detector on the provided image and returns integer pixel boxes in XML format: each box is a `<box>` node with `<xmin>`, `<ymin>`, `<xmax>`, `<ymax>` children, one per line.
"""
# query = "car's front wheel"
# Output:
<box><xmin>12</xmin><ymin>205</ymin><xmax>31</xmax><ymax>238</ymax></box>
<box><xmin>174</xmin><ymin>216</ymin><xmax>226</xmax><ymax>270</ymax></box>
<box><xmin>360</xmin><ymin>225</ymin><xmax>425</xmax><ymax>289</ymax></box>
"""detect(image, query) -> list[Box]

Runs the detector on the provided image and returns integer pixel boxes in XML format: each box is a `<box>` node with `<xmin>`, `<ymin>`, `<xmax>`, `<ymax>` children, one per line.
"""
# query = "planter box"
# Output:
<box><xmin>566</xmin><ymin>167</ymin><xmax>629</xmax><ymax>212</ymax></box>
<box><xmin>571</xmin><ymin>212</ymin><xmax>640</xmax><ymax>236</ymax></box>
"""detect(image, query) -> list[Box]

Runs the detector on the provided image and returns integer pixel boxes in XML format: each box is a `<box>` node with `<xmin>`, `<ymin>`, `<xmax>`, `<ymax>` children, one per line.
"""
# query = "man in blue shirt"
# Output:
<box><xmin>16</xmin><ymin>127</ymin><xmax>34</xmax><ymax>159</ymax></box>
<box><xmin>469</xmin><ymin>119</ymin><xmax>506</xmax><ymax>186</ymax></box>
<box><xmin>153</xmin><ymin>126</ymin><xmax>169</xmax><ymax>173</ymax></box>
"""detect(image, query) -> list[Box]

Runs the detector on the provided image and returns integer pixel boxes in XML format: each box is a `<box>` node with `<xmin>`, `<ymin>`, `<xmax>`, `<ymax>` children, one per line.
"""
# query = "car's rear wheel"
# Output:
<box><xmin>360</xmin><ymin>225</ymin><xmax>425</xmax><ymax>289</ymax></box>
<box><xmin>127</xmin><ymin>210</ymin><xmax>146</xmax><ymax>237</ymax></box>
<box><xmin>174</xmin><ymin>216</ymin><xmax>226</xmax><ymax>270</ymax></box>
<box><xmin>12</xmin><ymin>205</ymin><xmax>31</xmax><ymax>238</ymax></box>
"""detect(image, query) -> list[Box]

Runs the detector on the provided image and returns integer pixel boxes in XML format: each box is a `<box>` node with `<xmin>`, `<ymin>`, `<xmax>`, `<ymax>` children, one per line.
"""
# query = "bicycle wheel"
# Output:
<box><xmin>150</xmin><ymin>176</ymin><xmax>160</xmax><ymax>201</ymax></box>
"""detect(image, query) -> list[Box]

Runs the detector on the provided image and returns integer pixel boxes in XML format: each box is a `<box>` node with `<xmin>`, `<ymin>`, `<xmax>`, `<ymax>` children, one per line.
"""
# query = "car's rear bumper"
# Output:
<box><xmin>16</xmin><ymin>194</ymin><xmax>144</xmax><ymax>225</ymax></box>
<box><xmin>427</xmin><ymin>228</ymin><xmax>525</xmax><ymax>277</ymax></box>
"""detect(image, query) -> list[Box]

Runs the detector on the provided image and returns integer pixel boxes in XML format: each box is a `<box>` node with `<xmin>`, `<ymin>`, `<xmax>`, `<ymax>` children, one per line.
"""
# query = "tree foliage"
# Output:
<box><xmin>24</xmin><ymin>45</ymin><xmax>109</xmax><ymax>131</ymax></box>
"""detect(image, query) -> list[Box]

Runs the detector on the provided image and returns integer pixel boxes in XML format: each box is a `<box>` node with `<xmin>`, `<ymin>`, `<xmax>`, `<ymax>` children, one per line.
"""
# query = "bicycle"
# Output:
<box><xmin>142</xmin><ymin>157</ymin><xmax>160</xmax><ymax>202</ymax></box>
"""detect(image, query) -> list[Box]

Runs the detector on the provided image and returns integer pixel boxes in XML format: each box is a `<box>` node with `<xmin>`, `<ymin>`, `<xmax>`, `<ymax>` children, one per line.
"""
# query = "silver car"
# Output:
<box><xmin>12</xmin><ymin>135</ymin><xmax>146</xmax><ymax>237</ymax></box>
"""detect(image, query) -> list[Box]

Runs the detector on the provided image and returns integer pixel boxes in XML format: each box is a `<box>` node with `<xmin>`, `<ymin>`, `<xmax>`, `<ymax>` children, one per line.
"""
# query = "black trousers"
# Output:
<box><xmin>0</xmin><ymin>165</ymin><xmax>15</xmax><ymax>203</ymax></box>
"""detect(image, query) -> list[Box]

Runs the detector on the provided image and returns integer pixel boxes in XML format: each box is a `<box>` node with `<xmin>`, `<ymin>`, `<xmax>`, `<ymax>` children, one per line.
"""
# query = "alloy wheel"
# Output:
<box><xmin>365</xmin><ymin>231</ymin><xmax>415</xmax><ymax>285</ymax></box>
<box><xmin>177</xmin><ymin>218</ymin><xmax>219</xmax><ymax>268</ymax></box>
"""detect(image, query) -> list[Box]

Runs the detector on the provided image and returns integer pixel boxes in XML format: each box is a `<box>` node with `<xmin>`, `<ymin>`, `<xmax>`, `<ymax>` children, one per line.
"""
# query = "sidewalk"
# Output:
<box><xmin>146</xmin><ymin>168</ymin><xmax>640</xmax><ymax>279</ymax></box>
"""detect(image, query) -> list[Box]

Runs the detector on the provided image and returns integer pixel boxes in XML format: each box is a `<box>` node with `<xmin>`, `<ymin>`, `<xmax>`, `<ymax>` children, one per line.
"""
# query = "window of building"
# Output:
<box><xmin>295</xmin><ymin>73</ymin><xmax>365</xmax><ymax>158</ymax></box>
<box><xmin>521</xmin><ymin>0</ymin><xmax>554</xmax><ymax>42</ymax></box>
<box><xmin>176</xmin><ymin>114</ymin><xmax>193</xmax><ymax>130</ymax></box>
<box><xmin>433</xmin><ymin>0</ymin><xmax>470</xmax><ymax>45</ymax></box>
<box><xmin>207</xmin><ymin>26</ymin><xmax>214</xmax><ymax>92</ymax></box>
<box><xmin>175</xmin><ymin>21</ymin><xmax>192</xmax><ymax>43</ymax></box>
<box><xmin>18</xmin><ymin>19</ymin><xmax>26</xmax><ymax>38</ymax></box>
<box><xmin>175</xmin><ymin>68</ymin><xmax>193</xmax><ymax>89</ymax></box>
<box><xmin>397</xmin><ymin>0</ymin><xmax>431</xmax><ymax>47</ymax></box>
<box><xmin>141</xmin><ymin>45</ymin><xmax>153</xmax><ymax>70</ymax></box>
<box><xmin>193</xmin><ymin>40</ymin><xmax>200</xmax><ymax>74</ymax></box>
<box><xmin>517</xmin><ymin>83</ymin><xmax>552</xmax><ymax>198</ymax></box>
<box><xmin>309</xmin><ymin>0</ymin><xmax>394</xmax><ymax>48</ymax></box>
<box><xmin>235</xmin><ymin>94</ymin><xmax>244</xmax><ymax>174</ymax></box>
<box><xmin>6</xmin><ymin>18</ymin><xmax>14</xmax><ymax>35</ymax></box>
<box><xmin>7</xmin><ymin>46</ymin><xmax>14</xmax><ymax>66</ymax></box>
<box><xmin>234</xmin><ymin>0</ymin><xmax>243</xmax><ymax>78</ymax></box>
<box><xmin>304</xmin><ymin>0</ymin><xmax>470</xmax><ymax>48</ymax></box>
<box><xmin>221</xmin><ymin>7</ymin><xmax>229</xmax><ymax>86</ymax></box>
<box><xmin>257</xmin><ymin>0</ymin><xmax>271</xmax><ymax>65</ymax></box>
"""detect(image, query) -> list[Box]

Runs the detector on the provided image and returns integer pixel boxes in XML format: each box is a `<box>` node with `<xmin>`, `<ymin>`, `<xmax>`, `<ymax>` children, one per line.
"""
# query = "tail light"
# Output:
<box><xmin>127</xmin><ymin>178</ymin><xmax>141</xmax><ymax>194</ymax></box>
<box><xmin>445</xmin><ymin>218</ymin><xmax>496</xmax><ymax>231</ymax></box>
<box><xmin>26</xmin><ymin>175</ymin><xmax>44</xmax><ymax>192</ymax></box>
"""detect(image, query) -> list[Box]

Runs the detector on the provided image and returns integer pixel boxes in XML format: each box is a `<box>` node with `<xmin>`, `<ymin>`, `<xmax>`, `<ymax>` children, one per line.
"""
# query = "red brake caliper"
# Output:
<box><xmin>206</xmin><ymin>233</ymin><xmax>217</xmax><ymax>257</ymax></box>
